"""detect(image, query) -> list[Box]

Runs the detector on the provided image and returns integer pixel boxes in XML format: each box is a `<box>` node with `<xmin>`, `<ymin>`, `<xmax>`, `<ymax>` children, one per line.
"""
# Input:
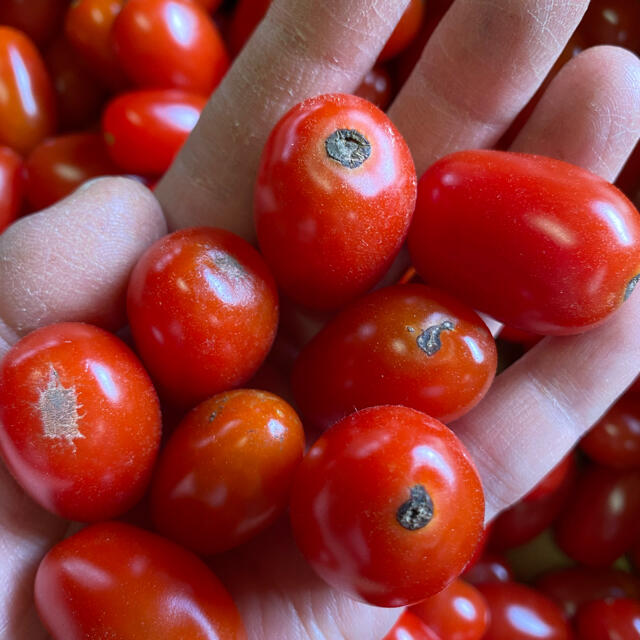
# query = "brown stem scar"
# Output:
<box><xmin>325</xmin><ymin>129</ymin><xmax>371</xmax><ymax>169</ymax></box>
<box><xmin>625</xmin><ymin>274</ymin><xmax>640</xmax><ymax>301</ymax></box>
<box><xmin>416</xmin><ymin>320</ymin><xmax>455</xmax><ymax>356</ymax></box>
<box><xmin>396</xmin><ymin>485</ymin><xmax>434</xmax><ymax>531</ymax></box>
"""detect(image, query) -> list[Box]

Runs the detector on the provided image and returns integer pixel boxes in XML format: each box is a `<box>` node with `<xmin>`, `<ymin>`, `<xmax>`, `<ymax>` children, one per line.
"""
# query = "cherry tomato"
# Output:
<box><xmin>113</xmin><ymin>0</ymin><xmax>229</xmax><ymax>94</ymax></box>
<box><xmin>411</xmin><ymin>579</ymin><xmax>490</xmax><ymax>640</ymax></box>
<box><xmin>478</xmin><ymin>582</ymin><xmax>571</xmax><ymax>640</ymax></box>
<box><xmin>578</xmin><ymin>0</ymin><xmax>640</xmax><ymax>52</ymax></box>
<box><xmin>24</xmin><ymin>133</ymin><xmax>119</xmax><ymax>211</ymax></box>
<box><xmin>408</xmin><ymin>150</ymin><xmax>640</xmax><ymax>336</ymax></box>
<box><xmin>0</xmin><ymin>323</ymin><xmax>161</xmax><ymax>522</ymax></box>
<box><xmin>292</xmin><ymin>284</ymin><xmax>497</xmax><ymax>431</ymax></box>
<box><xmin>102</xmin><ymin>89</ymin><xmax>206</xmax><ymax>175</ymax></box>
<box><xmin>227</xmin><ymin>0</ymin><xmax>271</xmax><ymax>56</ymax></box>
<box><xmin>289</xmin><ymin>405</ymin><xmax>485</xmax><ymax>607</ymax></box>
<box><xmin>0</xmin><ymin>0</ymin><xmax>67</xmax><ymax>50</ymax></box>
<box><xmin>384</xmin><ymin>611</ymin><xmax>442</xmax><ymax>640</ymax></box>
<box><xmin>580</xmin><ymin>393</ymin><xmax>640</xmax><ymax>469</ymax></box>
<box><xmin>575</xmin><ymin>598</ymin><xmax>640</xmax><ymax>640</ymax></box>
<box><xmin>0</xmin><ymin>145</ymin><xmax>23</xmax><ymax>232</ymax></box>
<box><xmin>463</xmin><ymin>553</ymin><xmax>514</xmax><ymax>586</ymax></box>
<box><xmin>498</xmin><ymin>325</ymin><xmax>544</xmax><ymax>350</ymax></box>
<box><xmin>525</xmin><ymin>453</ymin><xmax>576</xmax><ymax>502</ymax></box>
<box><xmin>35</xmin><ymin>522</ymin><xmax>247</xmax><ymax>639</ymax></box>
<box><xmin>151</xmin><ymin>389</ymin><xmax>304</xmax><ymax>555</ymax></box>
<box><xmin>554</xmin><ymin>465</ymin><xmax>640</xmax><ymax>567</ymax></box>
<box><xmin>354</xmin><ymin>65</ymin><xmax>394</xmax><ymax>111</ymax></box>
<box><xmin>378</xmin><ymin>0</ymin><xmax>426</xmax><ymax>62</ymax></box>
<box><xmin>0</xmin><ymin>27</ymin><xmax>57</xmax><ymax>155</ymax></box>
<box><xmin>127</xmin><ymin>227</ymin><xmax>279</xmax><ymax>408</ymax></box>
<box><xmin>255</xmin><ymin>93</ymin><xmax>417</xmax><ymax>311</ymax></box>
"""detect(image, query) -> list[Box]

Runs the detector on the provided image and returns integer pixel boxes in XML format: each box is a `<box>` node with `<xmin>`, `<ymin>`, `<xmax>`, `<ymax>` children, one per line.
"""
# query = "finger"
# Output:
<box><xmin>388</xmin><ymin>0</ymin><xmax>589</xmax><ymax>175</ymax></box>
<box><xmin>155</xmin><ymin>0</ymin><xmax>410</xmax><ymax>241</ymax></box>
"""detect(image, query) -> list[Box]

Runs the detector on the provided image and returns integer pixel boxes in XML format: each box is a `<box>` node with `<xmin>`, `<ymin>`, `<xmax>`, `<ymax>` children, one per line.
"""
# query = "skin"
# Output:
<box><xmin>0</xmin><ymin>0</ymin><xmax>638</xmax><ymax>638</ymax></box>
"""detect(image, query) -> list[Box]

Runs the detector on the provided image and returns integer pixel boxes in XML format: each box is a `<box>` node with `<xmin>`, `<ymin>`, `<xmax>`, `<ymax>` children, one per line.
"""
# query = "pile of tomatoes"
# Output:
<box><xmin>0</xmin><ymin>0</ymin><xmax>639</xmax><ymax>639</ymax></box>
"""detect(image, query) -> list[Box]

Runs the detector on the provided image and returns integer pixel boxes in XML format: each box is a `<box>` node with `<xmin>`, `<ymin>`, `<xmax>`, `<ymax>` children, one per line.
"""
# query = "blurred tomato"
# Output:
<box><xmin>0</xmin><ymin>0</ymin><xmax>67</xmax><ymax>49</ymax></box>
<box><xmin>0</xmin><ymin>146</ymin><xmax>23</xmax><ymax>232</ymax></box>
<box><xmin>378</xmin><ymin>0</ymin><xmax>426</xmax><ymax>62</ymax></box>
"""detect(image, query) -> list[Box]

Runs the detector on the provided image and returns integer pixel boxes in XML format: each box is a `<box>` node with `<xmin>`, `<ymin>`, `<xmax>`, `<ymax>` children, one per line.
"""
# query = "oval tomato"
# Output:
<box><xmin>354</xmin><ymin>65</ymin><xmax>394</xmax><ymax>111</ymax></box>
<box><xmin>227</xmin><ymin>0</ymin><xmax>271</xmax><ymax>56</ymax></box>
<box><xmin>0</xmin><ymin>145</ymin><xmax>23</xmax><ymax>232</ymax></box>
<box><xmin>463</xmin><ymin>553</ymin><xmax>514</xmax><ymax>586</ymax></box>
<box><xmin>574</xmin><ymin>598</ymin><xmax>640</xmax><ymax>640</ymax></box>
<box><xmin>384</xmin><ymin>611</ymin><xmax>442</xmax><ymax>640</ymax></box>
<box><xmin>0</xmin><ymin>0</ymin><xmax>67</xmax><ymax>49</ymax></box>
<box><xmin>378</xmin><ymin>0</ymin><xmax>425</xmax><ymax>62</ymax></box>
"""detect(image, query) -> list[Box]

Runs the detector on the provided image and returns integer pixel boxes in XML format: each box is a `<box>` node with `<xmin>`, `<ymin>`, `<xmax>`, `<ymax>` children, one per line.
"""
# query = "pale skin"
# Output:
<box><xmin>0</xmin><ymin>0</ymin><xmax>639</xmax><ymax>637</ymax></box>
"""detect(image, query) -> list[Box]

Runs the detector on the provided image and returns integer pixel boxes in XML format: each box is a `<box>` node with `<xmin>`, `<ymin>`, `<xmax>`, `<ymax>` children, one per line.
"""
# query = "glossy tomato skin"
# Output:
<box><xmin>378</xmin><ymin>0</ymin><xmax>425</xmax><ymax>62</ymax></box>
<box><xmin>463</xmin><ymin>553</ymin><xmax>514</xmax><ymax>586</ymax></box>
<box><xmin>575</xmin><ymin>598</ymin><xmax>640</xmax><ymax>640</ymax></box>
<box><xmin>411</xmin><ymin>579</ymin><xmax>489</xmax><ymax>640</ymax></box>
<box><xmin>0</xmin><ymin>323</ymin><xmax>161</xmax><ymax>522</ymax></box>
<box><xmin>0</xmin><ymin>145</ymin><xmax>23</xmax><ymax>232</ymax></box>
<box><xmin>289</xmin><ymin>405</ymin><xmax>485</xmax><ymax>607</ymax></box>
<box><xmin>354</xmin><ymin>65</ymin><xmax>394</xmax><ymax>111</ymax></box>
<box><xmin>151</xmin><ymin>389</ymin><xmax>304</xmax><ymax>555</ymax></box>
<box><xmin>408</xmin><ymin>150</ymin><xmax>640</xmax><ymax>336</ymax></box>
<box><xmin>25</xmin><ymin>133</ymin><xmax>119</xmax><ymax>211</ymax></box>
<box><xmin>580</xmin><ymin>393</ymin><xmax>640</xmax><ymax>469</ymax></box>
<box><xmin>292</xmin><ymin>283</ymin><xmax>497</xmax><ymax>431</ymax></box>
<box><xmin>478</xmin><ymin>582</ymin><xmax>571</xmax><ymax>640</ymax></box>
<box><xmin>102</xmin><ymin>89</ymin><xmax>206</xmax><ymax>174</ymax></box>
<box><xmin>0</xmin><ymin>27</ymin><xmax>57</xmax><ymax>155</ymax></box>
<box><xmin>227</xmin><ymin>0</ymin><xmax>271</xmax><ymax>55</ymax></box>
<box><xmin>113</xmin><ymin>0</ymin><xmax>229</xmax><ymax>94</ymax></box>
<box><xmin>525</xmin><ymin>453</ymin><xmax>576</xmax><ymax>502</ymax></box>
<box><xmin>128</xmin><ymin>227</ymin><xmax>278</xmax><ymax>408</ymax></box>
<box><xmin>35</xmin><ymin>522</ymin><xmax>247</xmax><ymax>639</ymax></box>
<box><xmin>384</xmin><ymin>611</ymin><xmax>442</xmax><ymax>640</ymax></box>
<box><xmin>0</xmin><ymin>0</ymin><xmax>67</xmax><ymax>49</ymax></box>
<box><xmin>255</xmin><ymin>93</ymin><xmax>417</xmax><ymax>311</ymax></box>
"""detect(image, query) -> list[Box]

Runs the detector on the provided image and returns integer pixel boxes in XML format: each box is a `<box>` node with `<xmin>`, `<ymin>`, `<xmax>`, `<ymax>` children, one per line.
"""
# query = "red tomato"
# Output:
<box><xmin>24</xmin><ymin>133</ymin><xmax>119</xmax><ymax>211</ymax></box>
<box><xmin>289</xmin><ymin>405</ymin><xmax>485</xmax><ymax>607</ymax></box>
<box><xmin>580</xmin><ymin>393</ymin><xmax>640</xmax><ymax>469</ymax></box>
<box><xmin>0</xmin><ymin>0</ymin><xmax>67</xmax><ymax>49</ymax></box>
<box><xmin>151</xmin><ymin>389</ymin><xmax>304</xmax><ymax>555</ymax></box>
<box><xmin>384</xmin><ymin>611</ymin><xmax>442</xmax><ymax>640</ymax></box>
<box><xmin>463</xmin><ymin>553</ymin><xmax>514</xmax><ymax>586</ymax></box>
<box><xmin>478</xmin><ymin>582</ymin><xmax>571</xmax><ymax>640</ymax></box>
<box><xmin>113</xmin><ymin>0</ymin><xmax>229</xmax><ymax>94</ymax></box>
<box><xmin>578</xmin><ymin>0</ymin><xmax>640</xmax><ymax>52</ymax></box>
<box><xmin>127</xmin><ymin>227</ymin><xmax>279</xmax><ymax>408</ymax></box>
<box><xmin>535</xmin><ymin>567</ymin><xmax>640</xmax><ymax>619</ymax></box>
<box><xmin>408</xmin><ymin>150</ymin><xmax>640</xmax><ymax>336</ymax></box>
<box><xmin>194</xmin><ymin>0</ymin><xmax>223</xmax><ymax>11</ymax></box>
<box><xmin>378</xmin><ymin>0</ymin><xmax>426</xmax><ymax>62</ymax></box>
<box><xmin>35</xmin><ymin>522</ymin><xmax>247</xmax><ymax>639</ymax></box>
<box><xmin>0</xmin><ymin>145</ymin><xmax>23</xmax><ymax>232</ymax></box>
<box><xmin>575</xmin><ymin>598</ymin><xmax>640</xmax><ymax>640</ymax></box>
<box><xmin>227</xmin><ymin>0</ymin><xmax>271</xmax><ymax>56</ymax></box>
<box><xmin>292</xmin><ymin>284</ymin><xmax>497</xmax><ymax>431</ymax></box>
<box><xmin>411</xmin><ymin>579</ymin><xmax>490</xmax><ymax>640</ymax></box>
<box><xmin>525</xmin><ymin>453</ymin><xmax>576</xmax><ymax>502</ymax></box>
<box><xmin>102</xmin><ymin>89</ymin><xmax>206</xmax><ymax>175</ymax></box>
<box><xmin>0</xmin><ymin>27</ymin><xmax>57</xmax><ymax>155</ymax></box>
<box><xmin>255</xmin><ymin>93</ymin><xmax>417</xmax><ymax>311</ymax></box>
<box><xmin>354</xmin><ymin>65</ymin><xmax>394</xmax><ymax>111</ymax></box>
<box><xmin>0</xmin><ymin>323</ymin><xmax>161</xmax><ymax>522</ymax></box>
<box><xmin>554</xmin><ymin>465</ymin><xmax>640</xmax><ymax>566</ymax></box>
<box><xmin>498</xmin><ymin>325</ymin><xmax>544</xmax><ymax>350</ymax></box>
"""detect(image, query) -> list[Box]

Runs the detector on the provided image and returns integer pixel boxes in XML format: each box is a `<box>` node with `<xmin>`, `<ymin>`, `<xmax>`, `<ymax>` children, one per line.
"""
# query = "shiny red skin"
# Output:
<box><xmin>463</xmin><ymin>553</ymin><xmax>514</xmax><ymax>586</ymax></box>
<box><xmin>554</xmin><ymin>465</ymin><xmax>640</xmax><ymax>567</ymax></box>
<box><xmin>578</xmin><ymin>0</ymin><xmax>640</xmax><ymax>52</ymax></box>
<box><xmin>0</xmin><ymin>323</ymin><xmax>161</xmax><ymax>522</ymax></box>
<box><xmin>411</xmin><ymin>579</ymin><xmax>490</xmax><ymax>640</ymax></box>
<box><xmin>378</xmin><ymin>0</ymin><xmax>426</xmax><ymax>62</ymax></box>
<box><xmin>292</xmin><ymin>284</ymin><xmax>497</xmax><ymax>431</ymax></box>
<box><xmin>151</xmin><ymin>389</ymin><xmax>305</xmax><ymax>555</ymax></box>
<box><xmin>255</xmin><ymin>93</ymin><xmax>417</xmax><ymax>311</ymax></box>
<box><xmin>289</xmin><ymin>405</ymin><xmax>485</xmax><ymax>607</ymax></box>
<box><xmin>384</xmin><ymin>611</ymin><xmax>442</xmax><ymax>640</ymax></box>
<box><xmin>580</xmin><ymin>393</ymin><xmax>640</xmax><ymax>469</ymax></box>
<box><xmin>526</xmin><ymin>453</ymin><xmax>576</xmax><ymax>501</ymax></box>
<box><xmin>113</xmin><ymin>0</ymin><xmax>229</xmax><ymax>94</ymax></box>
<box><xmin>354</xmin><ymin>65</ymin><xmax>394</xmax><ymax>111</ymax></box>
<box><xmin>535</xmin><ymin>567</ymin><xmax>640</xmax><ymax>619</ymax></box>
<box><xmin>0</xmin><ymin>0</ymin><xmax>67</xmax><ymax>49</ymax></box>
<box><xmin>102</xmin><ymin>89</ymin><xmax>206</xmax><ymax>174</ymax></box>
<box><xmin>407</xmin><ymin>150</ymin><xmax>640</xmax><ymax>336</ymax></box>
<box><xmin>35</xmin><ymin>522</ymin><xmax>247</xmax><ymax>639</ymax></box>
<box><xmin>0</xmin><ymin>27</ymin><xmax>57</xmax><ymax>155</ymax></box>
<box><xmin>25</xmin><ymin>133</ymin><xmax>119</xmax><ymax>211</ymax></box>
<box><xmin>227</xmin><ymin>0</ymin><xmax>271</xmax><ymax>56</ymax></box>
<box><xmin>575</xmin><ymin>598</ymin><xmax>640</xmax><ymax>640</ymax></box>
<box><xmin>127</xmin><ymin>227</ymin><xmax>279</xmax><ymax>408</ymax></box>
<box><xmin>0</xmin><ymin>145</ymin><xmax>23</xmax><ymax>232</ymax></box>
<box><xmin>478</xmin><ymin>582</ymin><xmax>571</xmax><ymax>640</ymax></box>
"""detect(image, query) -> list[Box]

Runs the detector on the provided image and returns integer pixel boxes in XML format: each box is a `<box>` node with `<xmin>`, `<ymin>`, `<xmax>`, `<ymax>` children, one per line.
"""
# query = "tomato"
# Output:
<box><xmin>0</xmin><ymin>27</ymin><xmax>57</xmax><ymax>155</ymax></box>
<box><xmin>35</xmin><ymin>522</ymin><xmax>247</xmax><ymax>639</ymax></box>
<box><xmin>0</xmin><ymin>0</ymin><xmax>67</xmax><ymax>50</ymax></box>
<box><xmin>102</xmin><ymin>89</ymin><xmax>206</xmax><ymax>175</ymax></box>
<box><xmin>194</xmin><ymin>0</ymin><xmax>223</xmax><ymax>11</ymax></box>
<box><xmin>498</xmin><ymin>325</ymin><xmax>544</xmax><ymax>350</ymax></box>
<box><xmin>378</xmin><ymin>0</ymin><xmax>426</xmax><ymax>62</ymax></box>
<box><xmin>580</xmin><ymin>393</ymin><xmax>640</xmax><ymax>469</ymax></box>
<box><xmin>255</xmin><ymin>93</ymin><xmax>417</xmax><ymax>311</ymax></box>
<box><xmin>113</xmin><ymin>0</ymin><xmax>229</xmax><ymax>94</ymax></box>
<box><xmin>575</xmin><ymin>598</ymin><xmax>640</xmax><ymax>640</ymax></box>
<box><xmin>227</xmin><ymin>0</ymin><xmax>271</xmax><ymax>56</ymax></box>
<box><xmin>0</xmin><ymin>323</ymin><xmax>161</xmax><ymax>522</ymax></box>
<box><xmin>525</xmin><ymin>453</ymin><xmax>576</xmax><ymax>502</ymax></box>
<box><xmin>24</xmin><ymin>133</ymin><xmax>119</xmax><ymax>211</ymax></box>
<box><xmin>535</xmin><ymin>567</ymin><xmax>640</xmax><ymax>618</ymax></box>
<box><xmin>0</xmin><ymin>145</ymin><xmax>23</xmax><ymax>232</ymax></box>
<box><xmin>127</xmin><ymin>227</ymin><xmax>279</xmax><ymax>408</ymax></box>
<box><xmin>554</xmin><ymin>465</ymin><xmax>640</xmax><ymax>566</ymax></box>
<box><xmin>151</xmin><ymin>389</ymin><xmax>304</xmax><ymax>555</ymax></box>
<box><xmin>478</xmin><ymin>582</ymin><xmax>571</xmax><ymax>640</ymax></box>
<box><xmin>292</xmin><ymin>284</ymin><xmax>497</xmax><ymax>431</ymax></box>
<box><xmin>289</xmin><ymin>405</ymin><xmax>485</xmax><ymax>607</ymax></box>
<box><xmin>408</xmin><ymin>150</ymin><xmax>640</xmax><ymax>336</ymax></box>
<box><xmin>578</xmin><ymin>0</ymin><xmax>640</xmax><ymax>52</ymax></box>
<box><xmin>617</xmin><ymin>142</ymin><xmax>640</xmax><ymax>200</ymax></box>
<box><xmin>411</xmin><ymin>579</ymin><xmax>490</xmax><ymax>640</ymax></box>
<box><xmin>354</xmin><ymin>65</ymin><xmax>394</xmax><ymax>111</ymax></box>
<box><xmin>384</xmin><ymin>611</ymin><xmax>442</xmax><ymax>640</ymax></box>
<box><xmin>463</xmin><ymin>553</ymin><xmax>514</xmax><ymax>586</ymax></box>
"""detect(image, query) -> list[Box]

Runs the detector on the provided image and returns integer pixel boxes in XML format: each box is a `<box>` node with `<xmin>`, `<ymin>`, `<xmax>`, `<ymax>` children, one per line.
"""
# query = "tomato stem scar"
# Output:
<box><xmin>416</xmin><ymin>320</ymin><xmax>455</xmax><ymax>356</ymax></box>
<box><xmin>396</xmin><ymin>484</ymin><xmax>434</xmax><ymax>530</ymax></box>
<box><xmin>325</xmin><ymin>129</ymin><xmax>371</xmax><ymax>169</ymax></box>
